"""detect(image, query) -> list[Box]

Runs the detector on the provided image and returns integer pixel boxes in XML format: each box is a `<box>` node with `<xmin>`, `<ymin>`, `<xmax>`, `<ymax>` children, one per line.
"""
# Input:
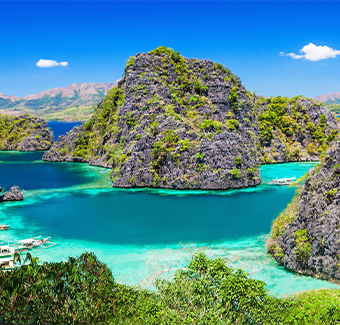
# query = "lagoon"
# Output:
<box><xmin>0</xmin><ymin>123</ymin><xmax>338</xmax><ymax>296</ymax></box>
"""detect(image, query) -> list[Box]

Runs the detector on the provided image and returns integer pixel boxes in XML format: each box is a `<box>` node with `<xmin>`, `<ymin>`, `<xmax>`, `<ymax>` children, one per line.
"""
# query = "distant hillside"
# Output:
<box><xmin>314</xmin><ymin>92</ymin><xmax>340</xmax><ymax>115</ymax></box>
<box><xmin>314</xmin><ymin>92</ymin><xmax>340</xmax><ymax>104</ymax></box>
<box><xmin>0</xmin><ymin>82</ymin><xmax>119</xmax><ymax>121</ymax></box>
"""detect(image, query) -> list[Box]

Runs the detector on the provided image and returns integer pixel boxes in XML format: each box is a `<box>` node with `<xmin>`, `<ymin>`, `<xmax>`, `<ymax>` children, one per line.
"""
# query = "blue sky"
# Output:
<box><xmin>1</xmin><ymin>1</ymin><xmax>340</xmax><ymax>98</ymax></box>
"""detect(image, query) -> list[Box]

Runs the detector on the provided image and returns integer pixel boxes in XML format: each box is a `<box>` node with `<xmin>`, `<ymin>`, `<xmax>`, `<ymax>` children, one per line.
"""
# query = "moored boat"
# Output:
<box><xmin>269</xmin><ymin>177</ymin><xmax>296</xmax><ymax>186</ymax></box>
<box><xmin>0</xmin><ymin>224</ymin><xmax>10</xmax><ymax>230</ymax></box>
<box><xmin>0</xmin><ymin>245</ymin><xmax>15</xmax><ymax>259</ymax></box>
<box><xmin>16</xmin><ymin>236</ymin><xmax>55</xmax><ymax>252</ymax></box>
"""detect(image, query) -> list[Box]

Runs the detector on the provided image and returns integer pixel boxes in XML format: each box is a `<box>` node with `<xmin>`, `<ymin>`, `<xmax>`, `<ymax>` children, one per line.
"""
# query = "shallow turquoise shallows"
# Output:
<box><xmin>0</xmin><ymin>148</ymin><xmax>338</xmax><ymax>296</ymax></box>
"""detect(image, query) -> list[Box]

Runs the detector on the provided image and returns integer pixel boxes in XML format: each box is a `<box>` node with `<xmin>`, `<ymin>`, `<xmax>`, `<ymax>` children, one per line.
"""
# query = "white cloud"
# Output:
<box><xmin>280</xmin><ymin>43</ymin><xmax>340</xmax><ymax>61</ymax></box>
<box><xmin>36</xmin><ymin>59</ymin><xmax>68</xmax><ymax>68</ymax></box>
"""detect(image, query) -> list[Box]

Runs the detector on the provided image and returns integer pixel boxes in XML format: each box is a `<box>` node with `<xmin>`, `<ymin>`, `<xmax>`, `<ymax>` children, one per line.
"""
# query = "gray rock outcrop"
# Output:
<box><xmin>0</xmin><ymin>186</ymin><xmax>24</xmax><ymax>202</ymax></box>
<box><xmin>268</xmin><ymin>143</ymin><xmax>340</xmax><ymax>280</ymax></box>
<box><xmin>44</xmin><ymin>48</ymin><xmax>261</xmax><ymax>189</ymax></box>
<box><xmin>254</xmin><ymin>96</ymin><xmax>338</xmax><ymax>164</ymax></box>
<box><xmin>42</xmin><ymin>47</ymin><xmax>338</xmax><ymax>190</ymax></box>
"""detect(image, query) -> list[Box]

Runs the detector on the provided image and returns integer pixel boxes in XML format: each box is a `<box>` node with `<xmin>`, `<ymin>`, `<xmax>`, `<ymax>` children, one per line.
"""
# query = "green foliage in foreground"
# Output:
<box><xmin>0</xmin><ymin>252</ymin><xmax>340</xmax><ymax>324</ymax></box>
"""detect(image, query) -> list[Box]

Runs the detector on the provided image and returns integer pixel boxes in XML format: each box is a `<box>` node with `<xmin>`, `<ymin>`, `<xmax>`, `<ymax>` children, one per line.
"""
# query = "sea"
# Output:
<box><xmin>0</xmin><ymin>122</ymin><xmax>338</xmax><ymax>297</ymax></box>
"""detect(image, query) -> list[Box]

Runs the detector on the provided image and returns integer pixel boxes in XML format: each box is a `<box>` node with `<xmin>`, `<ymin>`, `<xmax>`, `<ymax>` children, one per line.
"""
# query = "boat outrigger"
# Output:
<box><xmin>0</xmin><ymin>229</ymin><xmax>56</xmax><ymax>270</ymax></box>
<box><xmin>269</xmin><ymin>177</ymin><xmax>296</xmax><ymax>186</ymax></box>
<box><xmin>0</xmin><ymin>222</ymin><xmax>57</xmax><ymax>271</ymax></box>
<box><xmin>16</xmin><ymin>236</ymin><xmax>56</xmax><ymax>252</ymax></box>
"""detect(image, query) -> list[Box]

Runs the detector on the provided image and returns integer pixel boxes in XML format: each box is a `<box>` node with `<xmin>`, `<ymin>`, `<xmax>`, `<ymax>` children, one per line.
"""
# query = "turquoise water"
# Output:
<box><xmin>0</xmin><ymin>151</ymin><xmax>338</xmax><ymax>297</ymax></box>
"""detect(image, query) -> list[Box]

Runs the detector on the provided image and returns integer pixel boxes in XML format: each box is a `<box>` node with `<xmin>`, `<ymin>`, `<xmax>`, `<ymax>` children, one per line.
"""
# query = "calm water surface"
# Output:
<box><xmin>48</xmin><ymin>121</ymin><xmax>82</xmax><ymax>140</ymax></box>
<box><xmin>0</xmin><ymin>134</ymin><xmax>338</xmax><ymax>296</ymax></box>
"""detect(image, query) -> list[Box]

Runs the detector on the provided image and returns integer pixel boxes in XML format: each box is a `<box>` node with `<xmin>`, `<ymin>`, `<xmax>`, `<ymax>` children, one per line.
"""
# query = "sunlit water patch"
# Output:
<box><xmin>0</xmin><ymin>151</ymin><xmax>337</xmax><ymax>296</ymax></box>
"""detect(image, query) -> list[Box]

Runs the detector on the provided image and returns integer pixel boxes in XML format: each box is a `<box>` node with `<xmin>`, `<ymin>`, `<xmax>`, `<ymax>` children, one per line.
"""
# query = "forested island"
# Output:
<box><xmin>43</xmin><ymin>47</ymin><xmax>338</xmax><ymax>190</ymax></box>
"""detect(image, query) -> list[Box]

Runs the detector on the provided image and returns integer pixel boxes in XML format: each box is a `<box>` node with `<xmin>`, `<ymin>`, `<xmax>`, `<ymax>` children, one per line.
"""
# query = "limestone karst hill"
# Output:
<box><xmin>267</xmin><ymin>143</ymin><xmax>340</xmax><ymax>280</ymax></box>
<box><xmin>43</xmin><ymin>47</ymin><xmax>339</xmax><ymax>189</ymax></box>
<box><xmin>0</xmin><ymin>114</ymin><xmax>54</xmax><ymax>151</ymax></box>
<box><xmin>254</xmin><ymin>96</ymin><xmax>338</xmax><ymax>163</ymax></box>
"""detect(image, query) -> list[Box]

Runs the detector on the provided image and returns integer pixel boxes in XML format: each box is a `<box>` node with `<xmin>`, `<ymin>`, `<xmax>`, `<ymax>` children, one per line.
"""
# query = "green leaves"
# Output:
<box><xmin>1</xmin><ymin>251</ymin><xmax>339</xmax><ymax>324</ymax></box>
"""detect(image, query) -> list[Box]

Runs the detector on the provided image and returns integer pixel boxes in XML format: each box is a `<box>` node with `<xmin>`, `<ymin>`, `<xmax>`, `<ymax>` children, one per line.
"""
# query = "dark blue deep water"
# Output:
<box><xmin>48</xmin><ymin>121</ymin><xmax>82</xmax><ymax>141</ymax></box>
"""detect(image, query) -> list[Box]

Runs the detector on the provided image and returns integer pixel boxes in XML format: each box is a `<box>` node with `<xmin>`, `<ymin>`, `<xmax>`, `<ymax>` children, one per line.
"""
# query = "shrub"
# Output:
<box><xmin>126</xmin><ymin>56</ymin><xmax>135</xmax><ymax>68</ymax></box>
<box><xmin>230</xmin><ymin>167</ymin><xmax>242</xmax><ymax>178</ymax></box>
<box><xmin>294</xmin><ymin>229</ymin><xmax>312</xmax><ymax>261</ymax></box>
<box><xmin>324</xmin><ymin>188</ymin><xmax>337</xmax><ymax>200</ymax></box>
<box><xmin>150</xmin><ymin>46</ymin><xmax>175</xmax><ymax>56</ymax></box>
<box><xmin>196</xmin><ymin>152</ymin><xmax>205</xmax><ymax>160</ymax></box>
<box><xmin>229</xmin><ymin>87</ymin><xmax>238</xmax><ymax>111</ymax></box>
<box><xmin>307</xmin><ymin>142</ymin><xmax>318</xmax><ymax>154</ymax></box>
<box><xmin>234</xmin><ymin>156</ymin><xmax>242</xmax><ymax>166</ymax></box>
<box><xmin>227</xmin><ymin>119</ymin><xmax>240</xmax><ymax>132</ymax></box>
<box><xmin>200</xmin><ymin>119</ymin><xmax>214</xmax><ymax>130</ymax></box>
<box><xmin>153</xmin><ymin>173</ymin><xmax>160</xmax><ymax>186</ymax></box>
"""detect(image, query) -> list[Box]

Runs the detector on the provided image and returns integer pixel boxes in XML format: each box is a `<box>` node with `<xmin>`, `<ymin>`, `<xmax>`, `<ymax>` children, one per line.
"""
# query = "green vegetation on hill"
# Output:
<box><xmin>326</xmin><ymin>97</ymin><xmax>340</xmax><ymax>105</ymax></box>
<box><xmin>72</xmin><ymin>86</ymin><xmax>125</xmax><ymax>161</ymax></box>
<box><xmin>0</xmin><ymin>90</ymin><xmax>104</xmax><ymax>111</ymax></box>
<box><xmin>1</xmin><ymin>252</ymin><xmax>339</xmax><ymax>324</ymax></box>
<box><xmin>253</xmin><ymin>95</ymin><xmax>338</xmax><ymax>163</ymax></box>
<box><xmin>323</xmin><ymin>101</ymin><xmax>340</xmax><ymax>115</ymax></box>
<box><xmin>0</xmin><ymin>114</ymin><xmax>54</xmax><ymax>151</ymax></box>
<box><xmin>33</xmin><ymin>105</ymin><xmax>94</xmax><ymax>121</ymax></box>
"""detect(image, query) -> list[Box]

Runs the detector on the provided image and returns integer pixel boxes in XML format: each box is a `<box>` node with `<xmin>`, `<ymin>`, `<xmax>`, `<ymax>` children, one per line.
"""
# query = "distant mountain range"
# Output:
<box><xmin>0</xmin><ymin>82</ymin><xmax>119</xmax><ymax>121</ymax></box>
<box><xmin>0</xmin><ymin>82</ymin><xmax>118</xmax><ymax>112</ymax></box>
<box><xmin>314</xmin><ymin>92</ymin><xmax>340</xmax><ymax>104</ymax></box>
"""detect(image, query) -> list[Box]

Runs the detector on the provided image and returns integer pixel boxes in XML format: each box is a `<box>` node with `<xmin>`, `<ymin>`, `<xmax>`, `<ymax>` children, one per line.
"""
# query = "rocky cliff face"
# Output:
<box><xmin>254</xmin><ymin>96</ymin><xmax>338</xmax><ymax>164</ymax></box>
<box><xmin>0</xmin><ymin>114</ymin><xmax>54</xmax><ymax>151</ymax></box>
<box><xmin>42</xmin><ymin>47</ymin><xmax>339</xmax><ymax>189</ymax></box>
<box><xmin>44</xmin><ymin>47</ymin><xmax>261</xmax><ymax>189</ymax></box>
<box><xmin>267</xmin><ymin>143</ymin><xmax>340</xmax><ymax>280</ymax></box>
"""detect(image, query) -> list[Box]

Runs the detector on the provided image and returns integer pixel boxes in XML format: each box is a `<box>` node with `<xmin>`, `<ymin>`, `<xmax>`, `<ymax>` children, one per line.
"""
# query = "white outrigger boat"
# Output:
<box><xmin>269</xmin><ymin>177</ymin><xmax>296</xmax><ymax>186</ymax></box>
<box><xmin>16</xmin><ymin>236</ymin><xmax>56</xmax><ymax>252</ymax></box>
<box><xmin>0</xmin><ymin>224</ymin><xmax>10</xmax><ymax>230</ymax></box>
<box><xmin>0</xmin><ymin>229</ymin><xmax>56</xmax><ymax>270</ymax></box>
<box><xmin>0</xmin><ymin>244</ymin><xmax>19</xmax><ymax>271</ymax></box>
<box><xmin>0</xmin><ymin>256</ymin><xmax>17</xmax><ymax>271</ymax></box>
<box><xmin>0</xmin><ymin>245</ymin><xmax>15</xmax><ymax>259</ymax></box>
